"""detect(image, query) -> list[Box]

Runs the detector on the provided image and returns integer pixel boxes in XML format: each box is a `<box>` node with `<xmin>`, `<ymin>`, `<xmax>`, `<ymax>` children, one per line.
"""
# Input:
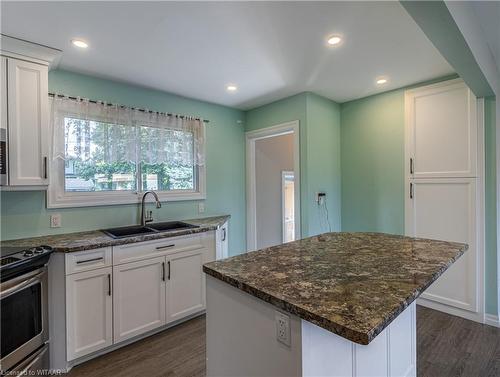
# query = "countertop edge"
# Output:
<box><xmin>203</xmin><ymin>240</ymin><xmax>468</xmax><ymax>345</ymax></box>
<box><xmin>1</xmin><ymin>215</ymin><xmax>230</xmax><ymax>253</ymax></box>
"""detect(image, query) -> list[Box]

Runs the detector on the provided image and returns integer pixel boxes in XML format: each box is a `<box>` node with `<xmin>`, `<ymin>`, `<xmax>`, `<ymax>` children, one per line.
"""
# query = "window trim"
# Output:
<box><xmin>47</xmin><ymin>110</ymin><xmax>206</xmax><ymax>209</ymax></box>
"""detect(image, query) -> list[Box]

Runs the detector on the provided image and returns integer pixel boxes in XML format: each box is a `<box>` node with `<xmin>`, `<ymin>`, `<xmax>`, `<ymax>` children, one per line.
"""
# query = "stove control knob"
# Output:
<box><xmin>23</xmin><ymin>249</ymin><xmax>34</xmax><ymax>257</ymax></box>
<box><xmin>34</xmin><ymin>247</ymin><xmax>44</xmax><ymax>254</ymax></box>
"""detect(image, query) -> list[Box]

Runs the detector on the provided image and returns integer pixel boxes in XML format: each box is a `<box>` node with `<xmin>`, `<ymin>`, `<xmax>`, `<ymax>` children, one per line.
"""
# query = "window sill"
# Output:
<box><xmin>46</xmin><ymin>190</ymin><xmax>206</xmax><ymax>209</ymax></box>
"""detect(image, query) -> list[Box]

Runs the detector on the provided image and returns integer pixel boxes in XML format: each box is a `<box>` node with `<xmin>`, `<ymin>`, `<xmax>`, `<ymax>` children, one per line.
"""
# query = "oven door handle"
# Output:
<box><xmin>0</xmin><ymin>270</ymin><xmax>45</xmax><ymax>299</ymax></box>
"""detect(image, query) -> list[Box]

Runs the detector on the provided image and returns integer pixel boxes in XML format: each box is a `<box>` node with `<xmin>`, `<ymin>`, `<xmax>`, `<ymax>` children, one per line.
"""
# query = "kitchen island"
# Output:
<box><xmin>203</xmin><ymin>232</ymin><xmax>467</xmax><ymax>377</ymax></box>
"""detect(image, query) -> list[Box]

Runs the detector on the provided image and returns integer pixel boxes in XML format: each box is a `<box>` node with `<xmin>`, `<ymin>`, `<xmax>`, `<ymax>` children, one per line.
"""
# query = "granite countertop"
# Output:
<box><xmin>203</xmin><ymin>232</ymin><xmax>467</xmax><ymax>345</ymax></box>
<box><xmin>1</xmin><ymin>215</ymin><xmax>230</xmax><ymax>253</ymax></box>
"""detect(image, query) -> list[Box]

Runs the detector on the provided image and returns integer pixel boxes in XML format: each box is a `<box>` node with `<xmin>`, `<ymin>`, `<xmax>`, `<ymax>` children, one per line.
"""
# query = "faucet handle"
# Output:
<box><xmin>145</xmin><ymin>210</ymin><xmax>154</xmax><ymax>223</ymax></box>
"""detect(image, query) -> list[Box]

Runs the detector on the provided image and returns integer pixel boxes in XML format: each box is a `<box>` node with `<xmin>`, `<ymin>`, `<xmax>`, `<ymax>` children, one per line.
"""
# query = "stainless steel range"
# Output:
<box><xmin>0</xmin><ymin>245</ymin><xmax>53</xmax><ymax>374</ymax></box>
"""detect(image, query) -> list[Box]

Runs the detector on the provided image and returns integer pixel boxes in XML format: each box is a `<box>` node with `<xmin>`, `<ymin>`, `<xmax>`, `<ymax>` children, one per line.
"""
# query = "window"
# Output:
<box><xmin>48</xmin><ymin>97</ymin><xmax>206</xmax><ymax>208</ymax></box>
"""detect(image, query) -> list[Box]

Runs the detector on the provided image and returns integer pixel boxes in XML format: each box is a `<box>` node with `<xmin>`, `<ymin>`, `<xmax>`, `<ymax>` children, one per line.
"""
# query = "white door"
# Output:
<box><xmin>406</xmin><ymin>79</ymin><xmax>477</xmax><ymax>178</ymax></box>
<box><xmin>113</xmin><ymin>256</ymin><xmax>166</xmax><ymax>342</ymax></box>
<box><xmin>408</xmin><ymin>179</ymin><xmax>478</xmax><ymax>314</ymax></box>
<box><xmin>166</xmin><ymin>248</ymin><xmax>205</xmax><ymax>323</ymax></box>
<box><xmin>66</xmin><ymin>267</ymin><xmax>113</xmax><ymax>360</ymax></box>
<box><xmin>405</xmin><ymin>79</ymin><xmax>483</xmax><ymax>322</ymax></box>
<box><xmin>7</xmin><ymin>58</ymin><xmax>49</xmax><ymax>186</ymax></box>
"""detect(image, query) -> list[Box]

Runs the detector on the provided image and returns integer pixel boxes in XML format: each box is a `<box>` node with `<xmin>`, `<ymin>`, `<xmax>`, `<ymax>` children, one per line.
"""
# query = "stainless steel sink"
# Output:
<box><xmin>102</xmin><ymin>221</ymin><xmax>198</xmax><ymax>239</ymax></box>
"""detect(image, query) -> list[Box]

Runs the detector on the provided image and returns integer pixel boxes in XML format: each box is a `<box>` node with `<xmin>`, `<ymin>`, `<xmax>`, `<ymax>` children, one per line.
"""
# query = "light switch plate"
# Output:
<box><xmin>50</xmin><ymin>213</ymin><xmax>62</xmax><ymax>228</ymax></box>
<box><xmin>198</xmin><ymin>202</ymin><xmax>205</xmax><ymax>213</ymax></box>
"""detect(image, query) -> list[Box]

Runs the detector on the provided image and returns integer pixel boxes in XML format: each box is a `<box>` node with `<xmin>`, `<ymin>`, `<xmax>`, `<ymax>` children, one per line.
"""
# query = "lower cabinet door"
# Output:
<box><xmin>113</xmin><ymin>256</ymin><xmax>166</xmax><ymax>343</ymax></box>
<box><xmin>66</xmin><ymin>267</ymin><xmax>113</xmax><ymax>361</ymax></box>
<box><xmin>167</xmin><ymin>248</ymin><xmax>206</xmax><ymax>323</ymax></box>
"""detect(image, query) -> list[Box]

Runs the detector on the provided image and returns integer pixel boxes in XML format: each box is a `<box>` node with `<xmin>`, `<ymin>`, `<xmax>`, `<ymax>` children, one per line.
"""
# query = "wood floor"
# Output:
<box><xmin>67</xmin><ymin>316</ymin><xmax>206</xmax><ymax>377</ymax></box>
<box><xmin>68</xmin><ymin>306</ymin><xmax>500</xmax><ymax>377</ymax></box>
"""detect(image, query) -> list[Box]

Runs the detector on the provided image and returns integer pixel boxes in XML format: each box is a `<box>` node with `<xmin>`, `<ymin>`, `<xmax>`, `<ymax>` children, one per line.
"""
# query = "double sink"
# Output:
<box><xmin>102</xmin><ymin>221</ymin><xmax>199</xmax><ymax>239</ymax></box>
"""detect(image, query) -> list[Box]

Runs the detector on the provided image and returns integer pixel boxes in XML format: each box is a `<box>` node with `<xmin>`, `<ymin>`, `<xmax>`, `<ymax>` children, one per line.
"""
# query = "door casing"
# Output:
<box><xmin>246</xmin><ymin>120</ymin><xmax>300</xmax><ymax>252</ymax></box>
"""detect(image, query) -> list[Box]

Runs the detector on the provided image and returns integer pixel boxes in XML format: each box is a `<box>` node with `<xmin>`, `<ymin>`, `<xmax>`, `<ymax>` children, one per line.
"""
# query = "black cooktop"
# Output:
<box><xmin>0</xmin><ymin>245</ymin><xmax>53</xmax><ymax>281</ymax></box>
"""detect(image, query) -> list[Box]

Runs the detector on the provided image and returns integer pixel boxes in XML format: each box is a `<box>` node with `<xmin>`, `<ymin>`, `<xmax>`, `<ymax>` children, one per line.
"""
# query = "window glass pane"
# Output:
<box><xmin>141</xmin><ymin>164</ymin><xmax>195</xmax><ymax>191</ymax></box>
<box><xmin>139</xmin><ymin>125</ymin><xmax>195</xmax><ymax>191</ymax></box>
<box><xmin>64</xmin><ymin>117</ymin><xmax>136</xmax><ymax>192</ymax></box>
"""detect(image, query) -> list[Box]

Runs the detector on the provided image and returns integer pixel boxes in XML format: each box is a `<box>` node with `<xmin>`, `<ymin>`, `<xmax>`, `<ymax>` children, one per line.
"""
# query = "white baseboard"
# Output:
<box><xmin>485</xmin><ymin>313</ymin><xmax>500</xmax><ymax>327</ymax></box>
<box><xmin>417</xmin><ymin>298</ymin><xmax>484</xmax><ymax>324</ymax></box>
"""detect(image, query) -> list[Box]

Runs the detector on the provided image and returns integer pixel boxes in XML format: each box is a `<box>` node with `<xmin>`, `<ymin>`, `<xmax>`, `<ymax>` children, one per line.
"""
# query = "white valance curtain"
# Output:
<box><xmin>51</xmin><ymin>95</ymin><xmax>206</xmax><ymax>166</ymax></box>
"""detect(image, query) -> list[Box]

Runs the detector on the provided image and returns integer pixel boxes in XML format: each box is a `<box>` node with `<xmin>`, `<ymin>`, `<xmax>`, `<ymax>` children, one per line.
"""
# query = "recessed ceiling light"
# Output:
<box><xmin>376</xmin><ymin>78</ymin><xmax>388</xmax><ymax>85</ymax></box>
<box><xmin>71</xmin><ymin>39</ymin><xmax>88</xmax><ymax>49</ymax></box>
<box><xmin>226</xmin><ymin>84</ymin><xmax>238</xmax><ymax>92</ymax></box>
<box><xmin>327</xmin><ymin>36</ymin><xmax>342</xmax><ymax>46</ymax></box>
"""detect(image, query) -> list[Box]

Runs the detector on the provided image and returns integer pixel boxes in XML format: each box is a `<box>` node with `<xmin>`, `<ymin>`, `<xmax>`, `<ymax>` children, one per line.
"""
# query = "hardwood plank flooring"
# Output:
<box><xmin>417</xmin><ymin>306</ymin><xmax>500</xmax><ymax>377</ymax></box>
<box><xmin>67</xmin><ymin>316</ymin><xmax>206</xmax><ymax>377</ymax></box>
<box><xmin>68</xmin><ymin>306</ymin><xmax>500</xmax><ymax>377</ymax></box>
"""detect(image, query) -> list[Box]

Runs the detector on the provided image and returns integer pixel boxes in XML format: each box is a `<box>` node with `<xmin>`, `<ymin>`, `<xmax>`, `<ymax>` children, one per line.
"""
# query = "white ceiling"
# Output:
<box><xmin>1</xmin><ymin>1</ymin><xmax>454</xmax><ymax>110</ymax></box>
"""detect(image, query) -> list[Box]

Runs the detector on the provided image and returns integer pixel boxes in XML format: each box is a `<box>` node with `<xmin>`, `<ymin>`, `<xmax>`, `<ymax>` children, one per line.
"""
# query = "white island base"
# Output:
<box><xmin>206</xmin><ymin>276</ymin><xmax>416</xmax><ymax>377</ymax></box>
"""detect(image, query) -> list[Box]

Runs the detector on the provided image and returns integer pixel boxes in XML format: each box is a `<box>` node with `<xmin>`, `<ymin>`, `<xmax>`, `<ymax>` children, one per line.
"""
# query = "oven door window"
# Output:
<box><xmin>1</xmin><ymin>283</ymin><xmax>42</xmax><ymax>358</ymax></box>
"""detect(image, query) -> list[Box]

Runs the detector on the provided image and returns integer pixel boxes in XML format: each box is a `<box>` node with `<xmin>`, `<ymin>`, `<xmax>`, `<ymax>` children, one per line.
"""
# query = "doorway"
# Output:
<box><xmin>282</xmin><ymin>171</ymin><xmax>295</xmax><ymax>243</ymax></box>
<box><xmin>246</xmin><ymin>121</ymin><xmax>300</xmax><ymax>251</ymax></box>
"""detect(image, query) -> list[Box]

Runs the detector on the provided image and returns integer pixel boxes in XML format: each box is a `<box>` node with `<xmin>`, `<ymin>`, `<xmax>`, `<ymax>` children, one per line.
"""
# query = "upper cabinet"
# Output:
<box><xmin>0</xmin><ymin>35</ymin><xmax>61</xmax><ymax>189</ymax></box>
<box><xmin>5</xmin><ymin>58</ymin><xmax>49</xmax><ymax>186</ymax></box>
<box><xmin>405</xmin><ymin>79</ymin><xmax>477</xmax><ymax>179</ymax></box>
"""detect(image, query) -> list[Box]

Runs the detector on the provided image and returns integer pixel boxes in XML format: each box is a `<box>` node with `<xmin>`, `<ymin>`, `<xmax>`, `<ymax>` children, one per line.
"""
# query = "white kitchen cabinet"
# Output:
<box><xmin>52</xmin><ymin>228</ymin><xmax>222</xmax><ymax>370</ymax></box>
<box><xmin>405</xmin><ymin>79</ymin><xmax>483</xmax><ymax>323</ymax></box>
<box><xmin>405</xmin><ymin>79</ymin><xmax>477</xmax><ymax>179</ymax></box>
<box><xmin>0</xmin><ymin>36</ymin><xmax>59</xmax><ymax>188</ymax></box>
<box><xmin>6</xmin><ymin>58</ymin><xmax>49</xmax><ymax>186</ymax></box>
<box><xmin>65</xmin><ymin>267</ymin><xmax>113</xmax><ymax>361</ymax></box>
<box><xmin>216</xmin><ymin>221</ymin><xmax>229</xmax><ymax>260</ymax></box>
<box><xmin>112</xmin><ymin>256</ymin><xmax>166</xmax><ymax>343</ymax></box>
<box><xmin>166</xmin><ymin>248</ymin><xmax>206</xmax><ymax>323</ymax></box>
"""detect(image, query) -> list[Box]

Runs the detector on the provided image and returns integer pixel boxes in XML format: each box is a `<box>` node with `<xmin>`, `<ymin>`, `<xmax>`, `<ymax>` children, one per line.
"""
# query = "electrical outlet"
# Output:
<box><xmin>50</xmin><ymin>214</ymin><xmax>62</xmax><ymax>228</ymax></box>
<box><xmin>275</xmin><ymin>311</ymin><xmax>291</xmax><ymax>346</ymax></box>
<box><xmin>198</xmin><ymin>202</ymin><xmax>205</xmax><ymax>213</ymax></box>
<box><xmin>316</xmin><ymin>192</ymin><xmax>326</xmax><ymax>205</ymax></box>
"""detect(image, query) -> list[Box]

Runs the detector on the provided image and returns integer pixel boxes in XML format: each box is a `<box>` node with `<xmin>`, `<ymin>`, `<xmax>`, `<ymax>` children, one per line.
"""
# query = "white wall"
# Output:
<box><xmin>255</xmin><ymin>133</ymin><xmax>294</xmax><ymax>249</ymax></box>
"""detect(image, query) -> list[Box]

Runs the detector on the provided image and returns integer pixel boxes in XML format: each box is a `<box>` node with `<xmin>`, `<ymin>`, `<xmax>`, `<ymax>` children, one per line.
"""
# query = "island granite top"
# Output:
<box><xmin>1</xmin><ymin>215</ymin><xmax>230</xmax><ymax>253</ymax></box>
<box><xmin>203</xmin><ymin>232</ymin><xmax>467</xmax><ymax>345</ymax></box>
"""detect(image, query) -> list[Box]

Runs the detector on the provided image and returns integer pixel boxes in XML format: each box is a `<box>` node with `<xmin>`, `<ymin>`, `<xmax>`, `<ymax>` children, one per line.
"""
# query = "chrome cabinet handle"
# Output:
<box><xmin>156</xmin><ymin>244</ymin><xmax>175</xmax><ymax>250</ymax></box>
<box><xmin>76</xmin><ymin>257</ymin><xmax>104</xmax><ymax>264</ymax></box>
<box><xmin>410</xmin><ymin>158</ymin><xmax>414</xmax><ymax>175</ymax></box>
<box><xmin>222</xmin><ymin>228</ymin><xmax>226</xmax><ymax>242</ymax></box>
<box><xmin>107</xmin><ymin>274</ymin><xmax>111</xmax><ymax>296</ymax></box>
<box><xmin>162</xmin><ymin>262</ymin><xmax>166</xmax><ymax>282</ymax></box>
<box><xmin>410</xmin><ymin>183</ymin><xmax>414</xmax><ymax>199</ymax></box>
<box><xmin>167</xmin><ymin>261</ymin><xmax>171</xmax><ymax>280</ymax></box>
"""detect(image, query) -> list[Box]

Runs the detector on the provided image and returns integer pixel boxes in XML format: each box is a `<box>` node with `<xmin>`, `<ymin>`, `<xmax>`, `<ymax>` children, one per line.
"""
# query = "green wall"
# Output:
<box><xmin>0</xmin><ymin>70</ymin><xmax>247</xmax><ymax>256</ymax></box>
<box><xmin>340</xmin><ymin>90</ymin><xmax>405</xmax><ymax>234</ymax></box>
<box><xmin>340</xmin><ymin>88</ymin><xmax>497</xmax><ymax>315</ymax></box>
<box><xmin>245</xmin><ymin>92</ymin><xmax>341</xmax><ymax>237</ymax></box>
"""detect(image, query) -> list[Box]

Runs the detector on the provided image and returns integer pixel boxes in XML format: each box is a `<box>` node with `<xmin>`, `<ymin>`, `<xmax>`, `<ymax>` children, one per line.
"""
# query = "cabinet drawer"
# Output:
<box><xmin>113</xmin><ymin>234</ymin><xmax>205</xmax><ymax>265</ymax></box>
<box><xmin>65</xmin><ymin>247</ymin><xmax>112</xmax><ymax>275</ymax></box>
